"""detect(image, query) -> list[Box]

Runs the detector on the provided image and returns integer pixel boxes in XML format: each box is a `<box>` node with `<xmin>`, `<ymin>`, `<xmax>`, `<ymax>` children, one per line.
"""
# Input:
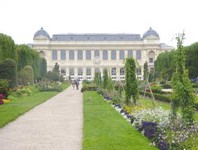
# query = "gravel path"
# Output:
<box><xmin>0</xmin><ymin>84</ymin><xmax>82</xmax><ymax>150</ymax></box>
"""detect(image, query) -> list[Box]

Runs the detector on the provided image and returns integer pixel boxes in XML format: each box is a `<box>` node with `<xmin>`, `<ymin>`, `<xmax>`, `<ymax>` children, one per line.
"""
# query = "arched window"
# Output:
<box><xmin>103</xmin><ymin>50</ymin><xmax>108</xmax><ymax>60</ymax></box>
<box><xmin>95</xmin><ymin>68</ymin><xmax>100</xmax><ymax>73</ymax></box>
<box><xmin>120</xmin><ymin>68</ymin><xmax>124</xmax><ymax>75</ymax></box>
<box><xmin>137</xmin><ymin>67</ymin><xmax>141</xmax><ymax>75</ymax></box>
<box><xmin>61</xmin><ymin>68</ymin><xmax>66</xmax><ymax>75</ymax></box>
<box><xmin>86</xmin><ymin>68</ymin><xmax>91</xmax><ymax>75</ymax></box>
<box><xmin>111</xmin><ymin>68</ymin><xmax>116</xmax><ymax>75</ymax></box>
<box><xmin>148</xmin><ymin>51</ymin><xmax>155</xmax><ymax>63</ymax></box>
<box><xmin>78</xmin><ymin>68</ymin><xmax>83</xmax><ymax>75</ymax></box>
<box><xmin>128</xmin><ymin>50</ymin><xmax>133</xmax><ymax>57</ymax></box>
<box><xmin>86</xmin><ymin>50</ymin><xmax>91</xmax><ymax>60</ymax></box>
<box><xmin>94</xmin><ymin>50</ymin><xmax>100</xmax><ymax>57</ymax></box>
<box><xmin>111</xmin><ymin>50</ymin><xmax>116</xmax><ymax>60</ymax></box>
<box><xmin>39</xmin><ymin>51</ymin><xmax>45</xmax><ymax>58</ymax></box>
<box><xmin>69</xmin><ymin>50</ymin><xmax>74</xmax><ymax>60</ymax></box>
<box><xmin>69</xmin><ymin>68</ymin><xmax>74</xmax><ymax>75</ymax></box>
<box><xmin>78</xmin><ymin>50</ymin><xmax>83</xmax><ymax>60</ymax></box>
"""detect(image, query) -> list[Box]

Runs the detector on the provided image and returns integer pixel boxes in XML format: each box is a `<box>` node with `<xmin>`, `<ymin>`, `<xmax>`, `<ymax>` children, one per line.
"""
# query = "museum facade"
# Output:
<box><xmin>32</xmin><ymin>27</ymin><xmax>173</xmax><ymax>80</ymax></box>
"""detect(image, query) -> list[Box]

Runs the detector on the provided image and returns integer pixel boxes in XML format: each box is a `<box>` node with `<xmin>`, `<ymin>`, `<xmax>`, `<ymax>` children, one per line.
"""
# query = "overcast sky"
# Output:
<box><xmin>0</xmin><ymin>0</ymin><xmax>197</xmax><ymax>47</ymax></box>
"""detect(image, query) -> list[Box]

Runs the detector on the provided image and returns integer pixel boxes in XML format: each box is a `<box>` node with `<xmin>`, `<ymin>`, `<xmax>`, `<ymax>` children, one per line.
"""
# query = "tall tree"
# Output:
<box><xmin>155</xmin><ymin>51</ymin><xmax>176</xmax><ymax>81</ymax></box>
<box><xmin>185</xmin><ymin>42</ymin><xmax>198</xmax><ymax>79</ymax></box>
<box><xmin>16</xmin><ymin>44</ymin><xmax>40</xmax><ymax>78</ymax></box>
<box><xmin>0</xmin><ymin>33</ymin><xmax>17</xmax><ymax>62</ymax></box>
<box><xmin>143</xmin><ymin>61</ymin><xmax>149</xmax><ymax>80</ymax></box>
<box><xmin>125</xmin><ymin>57</ymin><xmax>139</xmax><ymax>105</ymax></box>
<box><xmin>171</xmin><ymin>33</ymin><xmax>195</xmax><ymax>123</ymax></box>
<box><xmin>39</xmin><ymin>58</ymin><xmax>47</xmax><ymax>78</ymax></box>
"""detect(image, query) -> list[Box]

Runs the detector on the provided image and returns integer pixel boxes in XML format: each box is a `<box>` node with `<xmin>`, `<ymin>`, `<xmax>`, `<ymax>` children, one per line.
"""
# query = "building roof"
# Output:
<box><xmin>143</xmin><ymin>27</ymin><xmax>159</xmax><ymax>39</ymax></box>
<box><xmin>52</xmin><ymin>34</ymin><xmax>142</xmax><ymax>41</ymax></box>
<box><xmin>34</xmin><ymin>27</ymin><xmax>50</xmax><ymax>39</ymax></box>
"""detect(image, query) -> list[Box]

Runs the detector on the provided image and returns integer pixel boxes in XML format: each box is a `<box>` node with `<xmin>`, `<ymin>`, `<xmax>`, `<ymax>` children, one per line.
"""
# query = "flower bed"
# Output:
<box><xmin>113</xmin><ymin>104</ymin><xmax>198</xmax><ymax>149</ymax></box>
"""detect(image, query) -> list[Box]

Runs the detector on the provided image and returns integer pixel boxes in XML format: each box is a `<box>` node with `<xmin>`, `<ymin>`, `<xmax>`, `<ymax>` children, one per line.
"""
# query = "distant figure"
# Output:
<box><xmin>72</xmin><ymin>80</ymin><xmax>76</xmax><ymax>90</ymax></box>
<box><xmin>75</xmin><ymin>79</ymin><xmax>79</xmax><ymax>90</ymax></box>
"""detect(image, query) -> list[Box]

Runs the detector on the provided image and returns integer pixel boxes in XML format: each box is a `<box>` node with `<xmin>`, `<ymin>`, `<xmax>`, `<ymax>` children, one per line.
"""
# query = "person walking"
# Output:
<box><xmin>75</xmin><ymin>79</ymin><xmax>79</xmax><ymax>90</ymax></box>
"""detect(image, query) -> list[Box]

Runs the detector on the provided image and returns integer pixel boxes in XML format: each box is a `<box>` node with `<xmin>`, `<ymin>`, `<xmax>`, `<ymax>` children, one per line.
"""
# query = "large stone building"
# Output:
<box><xmin>32</xmin><ymin>27</ymin><xmax>173</xmax><ymax>80</ymax></box>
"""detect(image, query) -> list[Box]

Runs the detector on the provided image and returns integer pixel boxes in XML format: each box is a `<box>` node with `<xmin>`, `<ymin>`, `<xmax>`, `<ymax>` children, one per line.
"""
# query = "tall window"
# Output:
<box><xmin>148</xmin><ymin>51</ymin><xmax>155</xmax><ymax>63</ymax></box>
<box><xmin>128</xmin><ymin>50</ymin><xmax>133</xmax><ymax>57</ymax></box>
<box><xmin>52</xmin><ymin>50</ymin><xmax>57</xmax><ymax>60</ymax></box>
<box><xmin>61</xmin><ymin>68</ymin><xmax>66</xmax><ymax>75</ymax></box>
<box><xmin>78</xmin><ymin>50</ymin><xmax>83</xmax><ymax>60</ymax></box>
<box><xmin>119</xmin><ymin>50</ymin><xmax>125</xmax><ymax>60</ymax></box>
<box><xmin>137</xmin><ymin>67</ymin><xmax>141</xmax><ymax>75</ymax></box>
<box><xmin>95</xmin><ymin>68</ymin><xmax>100</xmax><ymax>73</ymax></box>
<box><xmin>78</xmin><ymin>68</ymin><xmax>83</xmax><ymax>75</ymax></box>
<box><xmin>103</xmin><ymin>50</ymin><xmax>108</xmax><ymax>60</ymax></box>
<box><xmin>136</xmin><ymin>50</ymin><xmax>141</xmax><ymax>60</ymax></box>
<box><xmin>111</xmin><ymin>50</ymin><xmax>116</xmax><ymax>60</ymax></box>
<box><xmin>111</xmin><ymin>68</ymin><xmax>116</xmax><ymax>75</ymax></box>
<box><xmin>86</xmin><ymin>68</ymin><xmax>91</xmax><ymax>75</ymax></box>
<box><xmin>94</xmin><ymin>50</ymin><xmax>100</xmax><ymax>57</ymax></box>
<box><xmin>69</xmin><ymin>68</ymin><xmax>74</xmax><ymax>75</ymax></box>
<box><xmin>60</xmin><ymin>50</ymin><xmax>66</xmax><ymax>60</ymax></box>
<box><xmin>120</xmin><ymin>68</ymin><xmax>124</xmax><ymax>75</ymax></box>
<box><xmin>69</xmin><ymin>50</ymin><xmax>74</xmax><ymax>60</ymax></box>
<box><xmin>86</xmin><ymin>50</ymin><xmax>91</xmax><ymax>60</ymax></box>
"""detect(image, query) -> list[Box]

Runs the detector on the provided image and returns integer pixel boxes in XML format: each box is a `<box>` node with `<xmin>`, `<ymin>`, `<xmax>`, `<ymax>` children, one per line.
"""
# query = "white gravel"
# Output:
<box><xmin>0</xmin><ymin>85</ymin><xmax>82</xmax><ymax>150</ymax></box>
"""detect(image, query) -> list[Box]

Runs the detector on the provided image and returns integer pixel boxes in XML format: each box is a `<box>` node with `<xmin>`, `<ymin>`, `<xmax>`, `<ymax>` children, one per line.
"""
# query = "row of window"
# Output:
<box><xmin>52</xmin><ymin>50</ymin><xmax>142</xmax><ymax>61</ymax></box>
<box><xmin>60</xmin><ymin>67</ymin><xmax>142</xmax><ymax>76</ymax></box>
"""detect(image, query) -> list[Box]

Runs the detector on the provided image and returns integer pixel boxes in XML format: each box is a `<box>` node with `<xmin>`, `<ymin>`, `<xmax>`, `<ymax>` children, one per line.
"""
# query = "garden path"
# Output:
<box><xmin>0</xmin><ymin>83</ymin><xmax>82</xmax><ymax>150</ymax></box>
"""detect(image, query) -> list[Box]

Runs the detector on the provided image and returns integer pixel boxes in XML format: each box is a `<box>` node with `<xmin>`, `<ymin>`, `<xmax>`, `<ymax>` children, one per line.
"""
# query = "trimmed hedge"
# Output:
<box><xmin>140</xmin><ymin>91</ymin><xmax>198</xmax><ymax>110</ymax></box>
<box><xmin>139</xmin><ymin>91</ymin><xmax>171</xmax><ymax>103</ymax></box>
<box><xmin>81</xmin><ymin>84</ymin><xmax>97</xmax><ymax>92</ymax></box>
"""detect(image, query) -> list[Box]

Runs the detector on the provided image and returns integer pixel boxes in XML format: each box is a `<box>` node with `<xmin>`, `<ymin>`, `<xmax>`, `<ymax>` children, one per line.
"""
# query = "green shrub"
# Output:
<box><xmin>192</xmin><ymin>83</ymin><xmax>198</xmax><ymax>88</ymax></box>
<box><xmin>139</xmin><ymin>91</ymin><xmax>171</xmax><ymax>103</ymax></box>
<box><xmin>151</xmin><ymin>85</ymin><xmax>162</xmax><ymax>93</ymax></box>
<box><xmin>18</xmin><ymin>65</ymin><xmax>34</xmax><ymax>85</ymax></box>
<box><xmin>161</xmin><ymin>84</ymin><xmax>172</xmax><ymax>89</ymax></box>
<box><xmin>0</xmin><ymin>58</ymin><xmax>17</xmax><ymax>88</ymax></box>
<box><xmin>81</xmin><ymin>84</ymin><xmax>97</xmax><ymax>92</ymax></box>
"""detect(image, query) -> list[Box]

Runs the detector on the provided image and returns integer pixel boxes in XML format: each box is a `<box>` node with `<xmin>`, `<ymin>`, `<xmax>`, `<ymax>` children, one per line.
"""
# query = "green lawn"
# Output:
<box><xmin>0</xmin><ymin>83</ymin><xmax>69</xmax><ymax>128</ymax></box>
<box><xmin>83</xmin><ymin>91</ymin><xmax>158</xmax><ymax>150</ymax></box>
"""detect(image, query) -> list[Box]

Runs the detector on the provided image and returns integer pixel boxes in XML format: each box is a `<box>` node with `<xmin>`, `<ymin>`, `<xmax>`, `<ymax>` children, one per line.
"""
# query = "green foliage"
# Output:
<box><xmin>0</xmin><ymin>58</ymin><xmax>18</xmax><ymax>88</ymax></box>
<box><xmin>39</xmin><ymin>58</ymin><xmax>47</xmax><ymax>78</ymax></box>
<box><xmin>93</xmin><ymin>72</ymin><xmax>102</xmax><ymax>87</ymax></box>
<box><xmin>16</xmin><ymin>44</ymin><xmax>40</xmax><ymax>79</ymax></box>
<box><xmin>81</xmin><ymin>83</ymin><xmax>97</xmax><ymax>92</ymax></box>
<box><xmin>171</xmin><ymin>33</ymin><xmax>195</xmax><ymax>123</ymax></box>
<box><xmin>155</xmin><ymin>50</ymin><xmax>176</xmax><ymax>81</ymax></box>
<box><xmin>45</xmin><ymin>63</ymin><xmax>61</xmax><ymax>82</ymax></box>
<box><xmin>18</xmin><ymin>65</ymin><xmax>34</xmax><ymax>86</ymax></box>
<box><xmin>0</xmin><ymin>33</ymin><xmax>17</xmax><ymax>62</ymax></box>
<box><xmin>151</xmin><ymin>85</ymin><xmax>162</xmax><ymax>93</ymax></box>
<box><xmin>125</xmin><ymin>57</ymin><xmax>139</xmax><ymax>105</ymax></box>
<box><xmin>0</xmin><ymin>79</ymin><xmax>9</xmax><ymax>98</ymax></box>
<box><xmin>52</xmin><ymin>62</ymin><xmax>60</xmax><ymax>73</ymax></box>
<box><xmin>143</xmin><ymin>61</ymin><xmax>149</xmax><ymax>80</ymax></box>
<box><xmin>185</xmin><ymin>42</ymin><xmax>198</xmax><ymax>79</ymax></box>
<box><xmin>103</xmin><ymin>69</ymin><xmax>108</xmax><ymax>88</ymax></box>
